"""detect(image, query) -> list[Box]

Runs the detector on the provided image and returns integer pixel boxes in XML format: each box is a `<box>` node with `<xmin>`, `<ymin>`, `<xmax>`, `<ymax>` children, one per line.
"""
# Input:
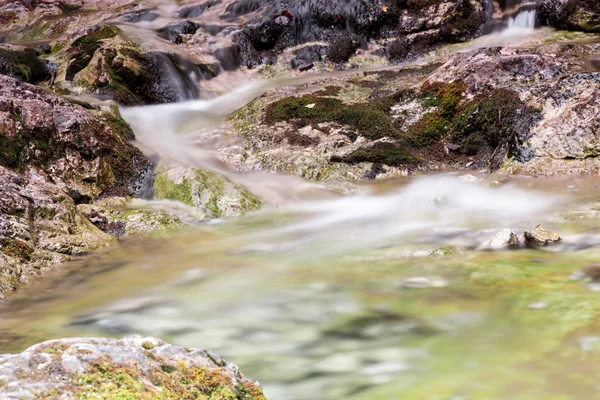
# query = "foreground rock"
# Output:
<box><xmin>0</xmin><ymin>72</ymin><xmax>155</xmax><ymax>297</ymax></box>
<box><xmin>0</xmin><ymin>335</ymin><xmax>266</xmax><ymax>399</ymax></box>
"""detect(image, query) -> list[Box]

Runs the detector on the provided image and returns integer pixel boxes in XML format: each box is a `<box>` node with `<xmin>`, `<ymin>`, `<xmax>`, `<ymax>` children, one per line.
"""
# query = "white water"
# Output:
<box><xmin>508</xmin><ymin>9</ymin><xmax>537</xmax><ymax>30</ymax></box>
<box><xmin>243</xmin><ymin>174</ymin><xmax>560</xmax><ymax>256</ymax></box>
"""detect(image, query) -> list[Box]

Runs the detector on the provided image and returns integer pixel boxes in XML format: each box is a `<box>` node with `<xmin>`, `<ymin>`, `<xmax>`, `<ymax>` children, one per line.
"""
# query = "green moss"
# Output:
<box><xmin>65</xmin><ymin>97</ymin><xmax>94</xmax><ymax>110</ymax></box>
<box><xmin>160</xmin><ymin>364</ymin><xmax>176</xmax><ymax>373</ymax></box>
<box><xmin>0</xmin><ymin>48</ymin><xmax>49</xmax><ymax>83</ymax></box>
<box><xmin>332</xmin><ymin>142</ymin><xmax>417</xmax><ymax>166</ymax></box>
<box><xmin>65</xmin><ymin>24</ymin><xmax>121</xmax><ymax>80</ymax></box>
<box><xmin>73</xmin><ymin>361</ymin><xmax>267</xmax><ymax>400</ymax></box>
<box><xmin>405</xmin><ymin>111</ymin><xmax>448</xmax><ymax>147</ymax></box>
<box><xmin>141</xmin><ymin>341</ymin><xmax>155</xmax><ymax>350</ymax></box>
<box><xmin>102</xmin><ymin>111</ymin><xmax>135</xmax><ymax>141</ymax></box>
<box><xmin>153</xmin><ymin>175</ymin><xmax>195</xmax><ymax>207</ymax></box>
<box><xmin>265</xmin><ymin>95</ymin><xmax>399</xmax><ymax>140</ymax></box>
<box><xmin>0</xmin><ymin>239</ymin><xmax>33</xmax><ymax>261</ymax></box>
<box><xmin>449</xmin><ymin>88</ymin><xmax>540</xmax><ymax>158</ymax></box>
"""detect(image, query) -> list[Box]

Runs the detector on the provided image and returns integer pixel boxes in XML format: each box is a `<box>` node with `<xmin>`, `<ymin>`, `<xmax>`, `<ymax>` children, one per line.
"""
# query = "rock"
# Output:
<box><xmin>583</xmin><ymin>265</ymin><xmax>600</xmax><ymax>282</ymax></box>
<box><xmin>327</xmin><ymin>33</ymin><xmax>356</xmax><ymax>64</ymax></box>
<box><xmin>0</xmin><ymin>166</ymin><xmax>111</xmax><ymax>298</ymax></box>
<box><xmin>153</xmin><ymin>166</ymin><xmax>262</xmax><ymax>219</ymax></box>
<box><xmin>539</xmin><ymin>0</ymin><xmax>600</xmax><ymax>33</ymax></box>
<box><xmin>485</xmin><ymin>229</ymin><xmax>520</xmax><ymax>250</ymax></box>
<box><xmin>0</xmin><ymin>46</ymin><xmax>52</xmax><ymax>83</ymax></box>
<box><xmin>158</xmin><ymin>21</ymin><xmax>199</xmax><ymax>44</ymax></box>
<box><xmin>524</xmin><ymin>225</ymin><xmax>562</xmax><ymax>247</ymax></box>
<box><xmin>68</xmin><ymin>35</ymin><xmax>204</xmax><ymax>105</ymax></box>
<box><xmin>77</xmin><ymin>197</ymin><xmax>192</xmax><ymax>237</ymax></box>
<box><xmin>230</xmin><ymin>0</ymin><xmax>487</xmax><ymax>68</ymax></box>
<box><xmin>569</xmin><ymin>270</ymin><xmax>587</xmax><ymax>281</ymax></box>
<box><xmin>577</xmin><ymin>336</ymin><xmax>600</xmax><ymax>352</ymax></box>
<box><xmin>528</xmin><ymin>302</ymin><xmax>549</xmax><ymax>310</ymax></box>
<box><xmin>398</xmin><ymin>276</ymin><xmax>448</xmax><ymax>289</ymax></box>
<box><xmin>0</xmin><ymin>74</ymin><xmax>151</xmax><ymax>200</ymax></box>
<box><xmin>0</xmin><ymin>335</ymin><xmax>266</xmax><ymax>399</ymax></box>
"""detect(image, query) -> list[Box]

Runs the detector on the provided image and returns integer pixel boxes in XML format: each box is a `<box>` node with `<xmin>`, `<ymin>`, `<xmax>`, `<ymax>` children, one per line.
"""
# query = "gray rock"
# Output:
<box><xmin>398</xmin><ymin>276</ymin><xmax>448</xmax><ymax>289</ymax></box>
<box><xmin>485</xmin><ymin>229</ymin><xmax>520</xmax><ymax>250</ymax></box>
<box><xmin>527</xmin><ymin>302</ymin><xmax>549</xmax><ymax>310</ymax></box>
<box><xmin>0</xmin><ymin>336</ymin><xmax>265</xmax><ymax>399</ymax></box>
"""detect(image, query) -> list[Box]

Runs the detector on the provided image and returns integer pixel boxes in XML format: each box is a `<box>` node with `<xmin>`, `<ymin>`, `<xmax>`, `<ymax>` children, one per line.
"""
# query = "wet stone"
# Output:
<box><xmin>524</xmin><ymin>225</ymin><xmax>561</xmax><ymax>246</ymax></box>
<box><xmin>485</xmin><ymin>228</ymin><xmax>520</xmax><ymax>250</ymax></box>
<box><xmin>398</xmin><ymin>276</ymin><xmax>448</xmax><ymax>289</ymax></box>
<box><xmin>527</xmin><ymin>302</ymin><xmax>549</xmax><ymax>310</ymax></box>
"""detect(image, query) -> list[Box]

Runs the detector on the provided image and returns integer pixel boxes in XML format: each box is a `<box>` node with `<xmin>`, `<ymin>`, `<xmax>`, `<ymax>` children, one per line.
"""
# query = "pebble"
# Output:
<box><xmin>578</xmin><ymin>336</ymin><xmax>600</xmax><ymax>352</ymax></box>
<box><xmin>527</xmin><ymin>302</ymin><xmax>549</xmax><ymax>310</ymax></box>
<box><xmin>398</xmin><ymin>276</ymin><xmax>448</xmax><ymax>289</ymax></box>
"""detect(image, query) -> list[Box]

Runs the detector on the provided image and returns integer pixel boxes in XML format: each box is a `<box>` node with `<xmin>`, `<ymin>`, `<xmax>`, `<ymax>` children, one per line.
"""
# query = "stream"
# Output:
<box><xmin>2</xmin><ymin>2</ymin><xmax>600</xmax><ymax>399</ymax></box>
<box><xmin>2</xmin><ymin>173</ymin><xmax>600</xmax><ymax>399</ymax></box>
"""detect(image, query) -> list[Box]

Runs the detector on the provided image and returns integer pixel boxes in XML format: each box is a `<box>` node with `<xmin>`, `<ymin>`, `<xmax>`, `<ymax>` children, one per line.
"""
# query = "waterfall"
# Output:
<box><xmin>507</xmin><ymin>9</ymin><xmax>537</xmax><ymax>30</ymax></box>
<box><xmin>501</xmin><ymin>0</ymin><xmax>538</xmax><ymax>34</ymax></box>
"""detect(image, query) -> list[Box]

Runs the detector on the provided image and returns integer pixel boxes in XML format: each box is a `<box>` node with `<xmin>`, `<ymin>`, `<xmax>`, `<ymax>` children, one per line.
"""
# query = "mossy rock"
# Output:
<box><xmin>154</xmin><ymin>167</ymin><xmax>262</xmax><ymax>219</ymax></box>
<box><xmin>65</xmin><ymin>24</ymin><xmax>121</xmax><ymax>81</ymax></box>
<box><xmin>265</xmin><ymin>94</ymin><xmax>399</xmax><ymax>140</ymax></box>
<box><xmin>332</xmin><ymin>142</ymin><xmax>418</xmax><ymax>167</ymax></box>
<box><xmin>0</xmin><ymin>47</ymin><xmax>50</xmax><ymax>83</ymax></box>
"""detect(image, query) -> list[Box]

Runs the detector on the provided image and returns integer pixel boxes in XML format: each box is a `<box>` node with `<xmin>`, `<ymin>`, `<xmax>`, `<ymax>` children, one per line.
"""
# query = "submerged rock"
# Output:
<box><xmin>485</xmin><ymin>229</ymin><xmax>520</xmax><ymax>250</ymax></box>
<box><xmin>524</xmin><ymin>225</ymin><xmax>562</xmax><ymax>247</ymax></box>
<box><xmin>154</xmin><ymin>166</ymin><xmax>262</xmax><ymax>219</ymax></box>
<box><xmin>582</xmin><ymin>265</ymin><xmax>600</xmax><ymax>282</ymax></box>
<box><xmin>398</xmin><ymin>276</ymin><xmax>448</xmax><ymax>289</ymax></box>
<box><xmin>0</xmin><ymin>335</ymin><xmax>266</xmax><ymax>399</ymax></box>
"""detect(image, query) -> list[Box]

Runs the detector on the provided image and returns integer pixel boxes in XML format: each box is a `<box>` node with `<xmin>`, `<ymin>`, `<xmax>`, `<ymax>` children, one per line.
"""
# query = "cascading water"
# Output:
<box><xmin>507</xmin><ymin>7</ymin><xmax>537</xmax><ymax>30</ymax></box>
<box><xmin>503</xmin><ymin>0</ymin><xmax>538</xmax><ymax>33</ymax></box>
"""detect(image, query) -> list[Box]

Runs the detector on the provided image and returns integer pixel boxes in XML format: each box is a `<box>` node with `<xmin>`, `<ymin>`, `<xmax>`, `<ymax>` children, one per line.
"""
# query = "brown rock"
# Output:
<box><xmin>524</xmin><ymin>225</ymin><xmax>562</xmax><ymax>246</ymax></box>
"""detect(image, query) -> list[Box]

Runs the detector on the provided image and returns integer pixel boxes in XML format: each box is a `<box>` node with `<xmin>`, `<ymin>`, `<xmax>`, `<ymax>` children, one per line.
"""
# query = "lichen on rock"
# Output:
<box><xmin>0</xmin><ymin>335</ymin><xmax>266</xmax><ymax>400</ymax></box>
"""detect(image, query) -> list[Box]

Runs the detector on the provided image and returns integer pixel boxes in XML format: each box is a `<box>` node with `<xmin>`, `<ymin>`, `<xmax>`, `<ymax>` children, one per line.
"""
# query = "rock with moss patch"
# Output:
<box><xmin>0</xmin><ymin>46</ymin><xmax>54</xmax><ymax>83</ymax></box>
<box><xmin>539</xmin><ymin>0</ymin><xmax>600</xmax><ymax>33</ymax></box>
<box><xmin>0</xmin><ymin>335</ymin><xmax>266</xmax><ymax>400</ymax></box>
<box><xmin>77</xmin><ymin>196</ymin><xmax>199</xmax><ymax>237</ymax></box>
<box><xmin>154</xmin><ymin>166</ymin><xmax>262</xmax><ymax>219</ymax></box>
<box><xmin>0</xmin><ymin>166</ymin><xmax>111</xmax><ymax>299</ymax></box>
<box><xmin>0</xmin><ymin>74</ymin><xmax>151</xmax><ymax>201</ymax></box>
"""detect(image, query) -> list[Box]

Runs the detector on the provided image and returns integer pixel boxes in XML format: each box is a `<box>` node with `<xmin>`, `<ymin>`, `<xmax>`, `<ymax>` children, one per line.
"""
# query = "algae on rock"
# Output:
<box><xmin>154</xmin><ymin>166</ymin><xmax>262</xmax><ymax>219</ymax></box>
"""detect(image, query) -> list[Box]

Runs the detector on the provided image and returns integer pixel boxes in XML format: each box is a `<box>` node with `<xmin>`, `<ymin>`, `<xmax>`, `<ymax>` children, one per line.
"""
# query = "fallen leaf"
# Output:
<box><xmin>306</xmin><ymin>103</ymin><xmax>316</xmax><ymax>109</ymax></box>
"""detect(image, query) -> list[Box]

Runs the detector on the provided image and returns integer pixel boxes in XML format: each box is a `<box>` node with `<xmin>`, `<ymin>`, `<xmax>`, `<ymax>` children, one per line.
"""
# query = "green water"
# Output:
<box><xmin>2</xmin><ymin>174</ymin><xmax>600</xmax><ymax>399</ymax></box>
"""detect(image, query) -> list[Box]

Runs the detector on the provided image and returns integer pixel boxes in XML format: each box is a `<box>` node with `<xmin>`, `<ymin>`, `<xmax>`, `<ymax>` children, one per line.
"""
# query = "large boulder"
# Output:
<box><xmin>63</xmin><ymin>29</ymin><xmax>215</xmax><ymax>105</ymax></box>
<box><xmin>0</xmin><ymin>335</ymin><xmax>266</xmax><ymax>400</ymax></box>
<box><xmin>0</xmin><ymin>74</ymin><xmax>151</xmax><ymax>201</ymax></box>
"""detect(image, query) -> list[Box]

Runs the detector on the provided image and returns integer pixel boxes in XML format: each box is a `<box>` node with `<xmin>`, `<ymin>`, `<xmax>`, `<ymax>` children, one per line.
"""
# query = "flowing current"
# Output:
<box><xmin>5</xmin><ymin>7</ymin><xmax>600</xmax><ymax>400</ymax></box>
